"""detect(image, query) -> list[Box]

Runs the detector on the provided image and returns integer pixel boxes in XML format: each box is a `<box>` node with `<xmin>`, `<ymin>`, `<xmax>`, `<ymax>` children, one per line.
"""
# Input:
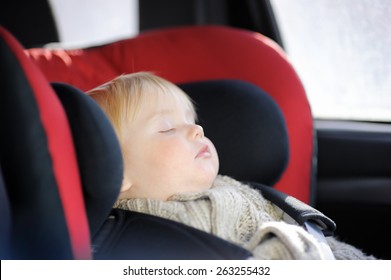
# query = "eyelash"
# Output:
<box><xmin>159</xmin><ymin>128</ymin><xmax>175</xmax><ymax>133</ymax></box>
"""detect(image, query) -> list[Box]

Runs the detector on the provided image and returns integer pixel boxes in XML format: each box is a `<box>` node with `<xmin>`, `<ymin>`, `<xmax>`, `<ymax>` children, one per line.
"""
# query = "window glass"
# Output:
<box><xmin>48</xmin><ymin>0</ymin><xmax>139</xmax><ymax>48</ymax></box>
<box><xmin>270</xmin><ymin>0</ymin><xmax>391</xmax><ymax>121</ymax></box>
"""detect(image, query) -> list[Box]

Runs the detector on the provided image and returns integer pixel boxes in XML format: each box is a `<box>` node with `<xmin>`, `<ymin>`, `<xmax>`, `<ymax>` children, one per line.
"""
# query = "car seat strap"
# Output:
<box><xmin>248</xmin><ymin>182</ymin><xmax>336</xmax><ymax>235</ymax></box>
<box><xmin>304</xmin><ymin>221</ymin><xmax>335</xmax><ymax>259</ymax></box>
<box><xmin>248</xmin><ymin>182</ymin><xmax>336</xmax><ymax>259</ymax></box>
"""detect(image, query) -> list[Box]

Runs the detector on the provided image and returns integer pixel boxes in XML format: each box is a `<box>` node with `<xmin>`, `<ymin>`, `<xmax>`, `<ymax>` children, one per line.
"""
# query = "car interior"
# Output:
<box><xmin>1</xmin><ymin>0</ymin><xmax>390</xmax><ymax>260</ymax></box>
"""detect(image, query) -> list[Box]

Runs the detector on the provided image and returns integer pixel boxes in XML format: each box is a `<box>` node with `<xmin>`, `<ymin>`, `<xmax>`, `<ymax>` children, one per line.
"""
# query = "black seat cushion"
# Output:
<box><xmin>93</xmin><ymin>209</ymin><xmax>252</xmax><ymax>260</ymax></box>
<box><xmin>180</xmin><ymin>79</ymin><xmax>289</xmax><ymax>186</ymax></box>
<box><xmin>52</xmin><ymin>83</ymin><xmax>123</xmax><ymax>237</ymax></box>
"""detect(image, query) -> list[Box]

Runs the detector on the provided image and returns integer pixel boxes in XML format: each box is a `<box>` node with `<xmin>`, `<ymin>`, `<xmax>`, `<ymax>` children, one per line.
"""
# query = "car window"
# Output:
<box><xmin>48</xmin><ymin>0</ymin><xmax>139</xmax><ymax>48</ymax></box>
<box><xmin>270</xmin><ymin>0</ymin><xmax>391</xmax><ymax>122</ymax></box>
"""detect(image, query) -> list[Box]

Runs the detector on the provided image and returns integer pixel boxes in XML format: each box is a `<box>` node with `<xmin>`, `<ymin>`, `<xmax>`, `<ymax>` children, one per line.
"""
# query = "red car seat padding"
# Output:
<box><xmin>0</xmin><ymin>26</ymin><xmax>91</xmax><ymax>259</ymax></box>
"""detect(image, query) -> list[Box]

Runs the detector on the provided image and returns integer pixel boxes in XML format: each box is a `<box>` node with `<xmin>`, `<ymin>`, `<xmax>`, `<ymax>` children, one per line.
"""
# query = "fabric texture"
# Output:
<box><xmin>115</xmin><ymin>175</ymin><xmax>376</xmax><ymax>260</ymax></box>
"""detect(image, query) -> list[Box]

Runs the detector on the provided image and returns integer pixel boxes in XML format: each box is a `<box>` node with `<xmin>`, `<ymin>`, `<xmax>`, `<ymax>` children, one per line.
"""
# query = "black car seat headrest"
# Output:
<box><xmin>51</xmin><ymin>82</ymin><xmax>123</xmax><ymax>237</ymax></box>
<box><xmin>180</xmin><ymin>79</ymin><xmax>289</xmax><ymax>186</ymax></box>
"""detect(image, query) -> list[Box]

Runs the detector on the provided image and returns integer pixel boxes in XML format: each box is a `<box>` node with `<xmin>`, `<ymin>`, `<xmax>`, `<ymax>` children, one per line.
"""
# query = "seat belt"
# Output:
<box><xmin>248</xmin><ymin>182</ymin><xmax>336</xmax><ymax>259</ymax></box>
<box><xmin>304</xmin><ymin>221</ymin><xmax>335</xmax><ymax>259</ymax></box>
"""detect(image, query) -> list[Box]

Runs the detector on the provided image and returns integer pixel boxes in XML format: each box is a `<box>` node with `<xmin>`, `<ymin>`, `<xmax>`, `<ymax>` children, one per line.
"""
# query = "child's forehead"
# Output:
<box><xmin>137</xmin><ymin>90</ymin><xmax>196</xmax><ymax>119</ymax></box>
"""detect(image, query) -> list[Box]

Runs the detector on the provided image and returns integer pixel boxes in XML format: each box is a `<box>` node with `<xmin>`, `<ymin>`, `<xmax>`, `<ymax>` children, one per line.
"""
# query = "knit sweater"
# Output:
<box><xmin>114</xmin><ymin>175</ymin><xmax>376</xmax><ymax>260</ymax></box>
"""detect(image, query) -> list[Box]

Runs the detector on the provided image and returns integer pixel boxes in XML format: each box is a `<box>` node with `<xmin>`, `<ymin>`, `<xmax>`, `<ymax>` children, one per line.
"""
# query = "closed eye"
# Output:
<box><xmin>159</xmin><ymin>128</ymin><xmax>176</xmax><ymax>133</ymax></box>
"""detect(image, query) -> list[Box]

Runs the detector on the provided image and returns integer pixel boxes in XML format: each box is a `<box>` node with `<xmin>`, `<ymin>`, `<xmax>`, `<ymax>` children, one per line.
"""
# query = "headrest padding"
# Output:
<box><xmin>52</xmin><ymin>83</ymin><xmax>123</xmax><ymax>236</ymax></box>
<box><xmin>180</xmin><ymin>80</ymin><xmax>289</xmax><ymax>186</ymax></box>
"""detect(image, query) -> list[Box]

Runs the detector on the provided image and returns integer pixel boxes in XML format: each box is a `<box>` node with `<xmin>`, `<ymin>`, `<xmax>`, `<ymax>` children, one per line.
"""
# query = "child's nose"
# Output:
<box><xmin>189</xmin><ymin>124</ymin><xmax>204</xmax><ymax>139</ymax></box>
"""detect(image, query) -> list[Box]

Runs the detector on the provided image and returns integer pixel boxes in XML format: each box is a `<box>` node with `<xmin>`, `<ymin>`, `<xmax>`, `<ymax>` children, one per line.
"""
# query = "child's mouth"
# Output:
<box><xmin>196</xmin><ymin>144</ymin><xmax>211</xmax><ymax>158</ymax></box>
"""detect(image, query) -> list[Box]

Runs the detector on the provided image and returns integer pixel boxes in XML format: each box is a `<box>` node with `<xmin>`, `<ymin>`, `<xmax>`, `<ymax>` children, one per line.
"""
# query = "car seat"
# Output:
<box><xmin>26</xmin><ymin>25</ymin><xmax>315</xmax><ymax>204</ymax></box>
<box><xmin>1</xmin><ymin>25</ymin><xmax>334</xmax><ymax>259</ymax></box>
<box><xmin>0</xmin><ymin>26</ymin><xmax>91</xmax><ymax>259</ymax></box>
<box><xmin>0</xmin><ymin>26</ymin><xmax>123</xmax><ymax>259</ymax></box>
<box><xmin>0</xmin><ymin>25</ymin><xmax>251</xmax><ymax>260</ymax></box>
<box><xmin>0</xmin><ymin>25</ymin><xmax>258</xmax><ymax>259</ymax></box>
<box><xmin>0</xmin><ymin>24</ymin><xmax>221</xmax><ymax>259</ymax></box>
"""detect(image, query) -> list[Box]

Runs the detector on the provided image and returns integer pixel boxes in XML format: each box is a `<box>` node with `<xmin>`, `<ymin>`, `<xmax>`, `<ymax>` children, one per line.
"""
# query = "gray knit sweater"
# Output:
<box><xmin>114</xmin><ymin>175</ymin><xmax>376</xmax><ymax>260</ymax></box>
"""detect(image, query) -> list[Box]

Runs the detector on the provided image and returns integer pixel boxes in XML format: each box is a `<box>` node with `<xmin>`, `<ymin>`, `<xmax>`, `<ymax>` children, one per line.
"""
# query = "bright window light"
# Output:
<box><xmin>48</xmin><ymin>0</ymin><xmax>139</xmax><ymax>48</ymax></box>
<box><xmin>271</xmin><ymin>0</ymin><xmax>391</xmax><ymax>122</ymax></box>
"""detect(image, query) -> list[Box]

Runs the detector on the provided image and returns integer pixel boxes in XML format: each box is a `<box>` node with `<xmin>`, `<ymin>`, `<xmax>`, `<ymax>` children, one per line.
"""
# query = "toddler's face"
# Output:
<box><xmin>119</xmin><ymin>94</ymin><xmax>219</xmax><ymax>201</ymax></box>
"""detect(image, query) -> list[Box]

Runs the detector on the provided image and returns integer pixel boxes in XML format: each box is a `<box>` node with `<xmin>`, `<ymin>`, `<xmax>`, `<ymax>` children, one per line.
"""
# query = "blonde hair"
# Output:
<box><xmin>87</xmin><ymin>72</ymin><xmax>196</xmax><ymax>143</ymax></box>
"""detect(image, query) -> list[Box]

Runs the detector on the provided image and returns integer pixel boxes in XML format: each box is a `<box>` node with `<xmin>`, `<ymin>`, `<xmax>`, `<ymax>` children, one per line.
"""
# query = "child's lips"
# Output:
<box><xmin>196</xmin><ymin>144</ymin><xmax>211</xmax><ymax>158</ymax></box>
